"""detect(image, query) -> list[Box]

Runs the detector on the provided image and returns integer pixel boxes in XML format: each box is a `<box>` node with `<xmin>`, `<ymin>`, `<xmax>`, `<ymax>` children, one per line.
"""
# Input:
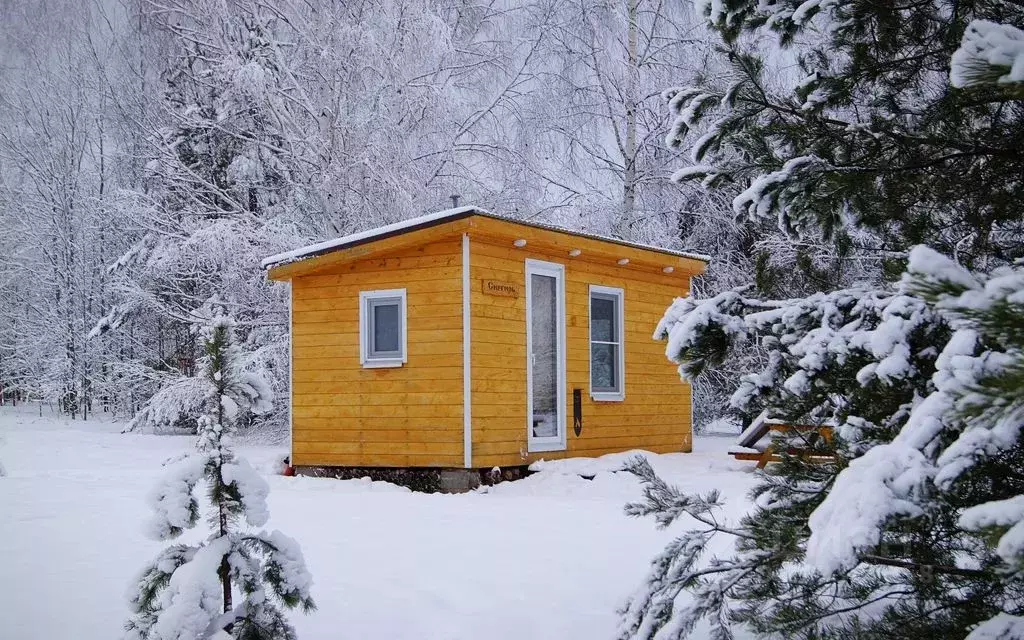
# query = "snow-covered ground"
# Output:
<box><xmin>0</xmin><ymin>406</ymin><xmax>757</xmax><ymax>640</ymax></box>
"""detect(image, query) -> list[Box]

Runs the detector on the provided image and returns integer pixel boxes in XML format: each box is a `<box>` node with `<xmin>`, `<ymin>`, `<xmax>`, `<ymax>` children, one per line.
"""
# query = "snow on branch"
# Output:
<box><xmin>654</xmin><ymin>289</ymin><xmax>755</xmax><ymax>381</ymax></box>
<box><xmin>959</xmin><ymin>496</ymin><xmax>1024</xmax><ymax>565</ymax></box>
<box><xmin>803</xmin><ymin>322</ymin><xmax>976</xmax><ymax>573</ymax></box>
<box><xmin>732</xmin><ymin>156</ymin><xmax>829</xmax><ymax>234</ymax></box>
<box><xmin>124</xmin><ymin>545</ymin><xmax>199</xmax><ymax>638</ymax></box>
<box><xmin>88</xmin><ymin>303</ymin><xmax>138</xmax><ymax>340</ymax></box>
<box><xmin>951</xmin><ymin>20</ymin><xmax>1024</xmax><ymax>88</ymax></box>
<box><xmin>125</xmin><ymin>376</ymin><xmax>210</xmax><ymax>434</ymax></box>
<box><xmin>137</xmin><ymin>537</ymin><xmax>233</xmax><ymax>640</ymax></box>
<box><xmin>808</xmin><ymin>246</ymin><xmax>1024</xmax><ymax>578</ymax></box>
<box><xmin>618</xmin><ymin>456</ymin><xmax>744</xmax><ymax>640</ymax></box>
<box><xmin>222</xmin><ymin>458</ymin><xmax>270</xmax><ymax>528</ymax></box>
<box><xmin>964</xmin><ymin>613</ymin><xmax>1024</xmax><ymax>640</ymax></box>
<box><xmin>805</xmin><ymin>442</ymin><xmax>933</xmax><ymax>573</ymax></box>
<box><xmin>146</xmin><ymin>456</ymin><xmax>207</xmax><ymax>541</ymax></box>
<box><xmin>656</xmin><ymin>283</ymin><xmax>943</xmax><ymax>427</ymax></box>
<box><xmin>242</xmin><ymin>531</ymin><xmax>316</xmax><ymax>611</ymax></box>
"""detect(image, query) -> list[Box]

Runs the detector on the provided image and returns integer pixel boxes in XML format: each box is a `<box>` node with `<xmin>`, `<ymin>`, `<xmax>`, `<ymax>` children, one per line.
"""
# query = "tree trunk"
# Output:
<box><xmin>215</xmin><ymin>348</ymin><xmax>233</xmax><ymax>632</ymax></box>
<box><xmin>619</xmin><ymin>0</ymin><xmax>639</xmax><ymax>240</ymax></box>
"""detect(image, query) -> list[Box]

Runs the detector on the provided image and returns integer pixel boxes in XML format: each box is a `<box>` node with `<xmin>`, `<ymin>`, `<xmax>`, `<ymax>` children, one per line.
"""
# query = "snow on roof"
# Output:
<box><xmin>261</xmin><ymin>206</ymin><xmax>712</xmax><ymax>269</ymax></box>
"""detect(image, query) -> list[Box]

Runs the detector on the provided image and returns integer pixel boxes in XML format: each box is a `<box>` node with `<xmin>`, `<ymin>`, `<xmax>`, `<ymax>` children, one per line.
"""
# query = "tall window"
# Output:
<box><xmin>589</xmin><ymin>285</ymin><xmax>625</xmax><ymax>401</ymax></box>
<box><xmin>359</xmin><ymin>289</ymin><xmax>407</xmax><ymax>368</ymax></box>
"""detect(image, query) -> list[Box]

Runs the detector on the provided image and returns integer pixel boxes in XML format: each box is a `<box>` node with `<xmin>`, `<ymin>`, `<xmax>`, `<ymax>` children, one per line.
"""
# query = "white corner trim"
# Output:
<box><xmin>462</xmin><ymin>233</ymin><xmax>472</xmax><ymax>469</ymax></box>
<box><xmin>288</xmin><ymin>283</ymin><xmax>294</xmax><ymax>466</ymax></box>
<box><xmin>690</xmin><ymin>379</ymin><xmax>695</xmax><ymax>451</ymax></box>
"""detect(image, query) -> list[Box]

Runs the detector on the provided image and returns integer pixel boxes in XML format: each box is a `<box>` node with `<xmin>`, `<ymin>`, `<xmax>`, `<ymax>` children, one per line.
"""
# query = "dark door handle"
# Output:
<box><xmin>573</xmin><ymin>388</ymin><xmax>582</xmax><ymax>436</ymax></box>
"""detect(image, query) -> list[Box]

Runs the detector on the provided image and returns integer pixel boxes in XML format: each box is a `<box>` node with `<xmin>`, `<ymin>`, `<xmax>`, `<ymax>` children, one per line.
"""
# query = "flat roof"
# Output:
<box><xmin>262</xmin><ymin>206</ymin><xmax>711</xmax><ymax>269</ymax></box>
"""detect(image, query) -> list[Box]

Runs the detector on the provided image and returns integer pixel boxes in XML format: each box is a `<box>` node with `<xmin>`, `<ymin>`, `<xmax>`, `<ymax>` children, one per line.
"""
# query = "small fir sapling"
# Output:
<box><xmin>124</xmin><ymin>315</ymin><xmax>314</xmax><ymax>640</ymax></box>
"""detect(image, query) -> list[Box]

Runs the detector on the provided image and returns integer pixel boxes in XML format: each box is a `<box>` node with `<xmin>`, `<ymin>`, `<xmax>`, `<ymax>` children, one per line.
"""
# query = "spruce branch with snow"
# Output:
<box><xmin>622</xmin><ymin>6</ymin><xmax>1024</xmax><ymax>634</ymax></box>
<box><xmin>124</xmin><ymin>315</ymin><xmax>314</xmax><ymax>640</ymax></box>
<box><xmin>806</xmin><ymin>247</ymin><xmax>1024</xmax><ymax>637</ymax></box>
<box><xmin>619</xmin><ymin>456</ymin><xmax>742</xmax><ymax>640</ymax></box>
<box><xmin>667</xmin><ymin>0</ymin><xmax>1024</xmax><ymax>268</ymax></box>
<box><xmin>951</xmin><ymin>20</ymin><xmax>1024</xmax><ymax>90</ymax></box>
<box><xmin>623</xmin><ymin>272</ymin><xmax>1024</xmax><ymax>639</ymax></box>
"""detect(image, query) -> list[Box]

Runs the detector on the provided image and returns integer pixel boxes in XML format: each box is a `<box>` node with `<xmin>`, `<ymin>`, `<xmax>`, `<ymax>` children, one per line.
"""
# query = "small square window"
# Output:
<box><xmin>360</xmin><ymin>289</ymin><xmax>407</xmax><ymax>367</ymax></box>
<box><xmin>589</xmin><ymin>285</ymin><xmax>624</xmax><ymax>401</ymax></box>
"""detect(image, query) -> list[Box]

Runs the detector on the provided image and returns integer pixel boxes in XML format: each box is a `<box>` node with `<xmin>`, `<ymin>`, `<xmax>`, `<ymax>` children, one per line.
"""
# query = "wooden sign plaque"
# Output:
<box><xmin>482</xmin><ymin>279</ymin><xmax>520</xmax><ymax>297</ymax></box>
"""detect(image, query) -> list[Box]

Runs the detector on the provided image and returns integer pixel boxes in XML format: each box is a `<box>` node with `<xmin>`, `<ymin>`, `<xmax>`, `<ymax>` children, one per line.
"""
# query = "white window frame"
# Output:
<box><xmin>589</xmin><ymin>284</ymin><xmax>625</xmax><ymax>402</ymax></box>
<box><xmin>359</xmin><ymin>288</ymin><xmax>407</xmax><ymax>368</ymax></box>
<box><xmin>525</xmin><ymin>259</ymin><xmax>567</xmax><ymax>453</ymax></box>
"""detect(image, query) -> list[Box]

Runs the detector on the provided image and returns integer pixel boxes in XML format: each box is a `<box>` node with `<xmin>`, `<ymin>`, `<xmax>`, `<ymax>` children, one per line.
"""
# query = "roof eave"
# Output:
<box><xmin>263</xmin><ymin>207</ymin><xmax>711</xmax><ymax>278</ymax></box>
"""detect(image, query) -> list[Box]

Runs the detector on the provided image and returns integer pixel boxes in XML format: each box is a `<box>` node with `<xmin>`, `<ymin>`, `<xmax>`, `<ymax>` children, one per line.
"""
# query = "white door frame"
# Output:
<box><xmin>525</xmin><ymin>258</ymin><xmax>567</xmax><ymax>452</ymax></box>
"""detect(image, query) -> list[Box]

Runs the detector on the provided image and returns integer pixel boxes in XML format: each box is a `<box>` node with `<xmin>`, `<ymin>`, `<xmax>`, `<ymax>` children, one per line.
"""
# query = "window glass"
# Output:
<box><xmin>360</xmin><ymin>290</ymin><xmax>405</xmax><ymax>366</ymax></box>
<box><xmin>371</xmin><ymin>301</ymin><xmax>400</xmax><ymax>354</ymax></box>
<box><xmin>591</xmin><ymin>343</ymin><xmax>617</xmax><ymax>390</ymax></box>
<box><xmin>589</xmin><ymin>288</ymin><xmax>623</xmax><ymax>396</ymax></box>
<box><xmin>531</xmin><ymin>274</ymin><xmax>559</xmax><ymax>437</ymax></box>
<box><xmin>590</xmin><ymin>296</ymin><xmax>616</xmax><ymax>342</ymax></box>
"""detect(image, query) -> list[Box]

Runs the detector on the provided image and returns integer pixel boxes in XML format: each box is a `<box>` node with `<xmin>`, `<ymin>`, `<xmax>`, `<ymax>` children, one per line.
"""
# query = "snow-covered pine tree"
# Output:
<box><xmin>619</xmin><ymin>17</ymin><xmax>1024</xmax><ymax>639</ymax></box>
<box><xmin>619</xmin><ymin>284</ymin><xmax>993</xmax><ymax>639</ymax></box>
<box><xmin>124</xmin><ymin>314</ymin><xmax>314</xmax><ymax>640</ymax></box>
<box><xmin>800</xmin><ymin>30</ymin><xmax>1024</xmax><ymax>638</ymax></box>
<box><xmin>666</xmin><ymin>0</ymin><xmax>1024</xmax><ymax>268</ymax></box>
<box><xmin>804</xmin><ymin>246</ymin><xmax>1024</xmax><ymax>639</ymax></box>
<box><xmin>94</xmin><ymin>4</ymin><xmax>301</xmax><ymax>434</ymax></box>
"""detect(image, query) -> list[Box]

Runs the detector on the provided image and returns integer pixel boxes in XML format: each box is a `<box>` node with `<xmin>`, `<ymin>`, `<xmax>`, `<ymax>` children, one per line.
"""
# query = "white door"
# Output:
<box><xmin>526</xmin><ymin>259</ymin><xmax>566</xmax><ymax>452</ymax></box>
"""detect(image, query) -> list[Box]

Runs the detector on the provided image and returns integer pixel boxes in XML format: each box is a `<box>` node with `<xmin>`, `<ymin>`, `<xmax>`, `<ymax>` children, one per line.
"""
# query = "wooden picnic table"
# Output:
<box><xmin>730</xmin><ymin>422</ymin><xmax>834</xmax><ymax>469</ymax></box>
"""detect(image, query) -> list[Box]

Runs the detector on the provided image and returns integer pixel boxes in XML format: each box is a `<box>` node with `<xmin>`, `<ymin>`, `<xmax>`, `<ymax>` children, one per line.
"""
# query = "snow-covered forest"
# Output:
<box><xmin>0</xmin><ymin>0</ymin><xmax>764</xmax><ymax>431</ymax></box>
<box><xmin>3</xmin><ymin>0</ymin><xmax>1024</xmax><ymax>639</ymax></box>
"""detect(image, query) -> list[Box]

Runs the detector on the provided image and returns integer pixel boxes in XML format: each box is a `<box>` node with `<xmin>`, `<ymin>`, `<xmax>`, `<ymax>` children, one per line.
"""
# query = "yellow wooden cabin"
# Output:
<box><xmin>263</xmin><ymin>207</ymin><xmax>707</xmax><ymax>478</ymax></box>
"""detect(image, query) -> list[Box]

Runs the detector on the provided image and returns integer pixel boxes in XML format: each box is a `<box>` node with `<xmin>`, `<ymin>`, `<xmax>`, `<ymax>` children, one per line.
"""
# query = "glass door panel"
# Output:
<box><xmin>526</xmin><ymin>260</ymin><xmax>565</xmax><ymax>451</ymax></box>
<box><xmin>530</xmin><ymin>273</ymin><xmax>558</xmax><ymax>437</ymax></box>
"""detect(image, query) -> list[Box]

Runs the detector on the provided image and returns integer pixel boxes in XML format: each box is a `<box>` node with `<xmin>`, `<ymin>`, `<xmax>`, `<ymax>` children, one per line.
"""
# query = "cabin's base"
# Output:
<box><xmin>294</xmin><ymin>464</ymin><xmax>532</xmax><ymax>493</ymax></box>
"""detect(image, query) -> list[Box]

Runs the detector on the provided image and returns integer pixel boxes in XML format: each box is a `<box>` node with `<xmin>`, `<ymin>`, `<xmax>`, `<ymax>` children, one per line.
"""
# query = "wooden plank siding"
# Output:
<box><xmin>282</xmin><ymin>213</ymin><xmax>698</xmax><ymax>471</ymax></box>
<box><xmin>467</xmin><ymin>235</ymin><xmax>693</xmax><ymax>469</ymax></box>
<box><xmin>289</xmin><ymin>239</ymin><xmax>465</xmax><ymax>468</ymax></box>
